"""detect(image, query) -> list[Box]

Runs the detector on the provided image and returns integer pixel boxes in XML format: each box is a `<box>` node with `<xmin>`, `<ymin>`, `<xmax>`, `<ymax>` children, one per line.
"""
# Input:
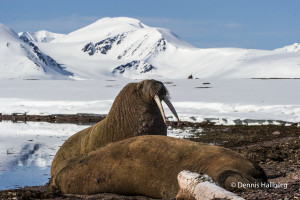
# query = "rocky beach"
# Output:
<box><xmin>0</xmin><ymin>115</ymin><xmax>299</xmax><ymax>199</ymax></box>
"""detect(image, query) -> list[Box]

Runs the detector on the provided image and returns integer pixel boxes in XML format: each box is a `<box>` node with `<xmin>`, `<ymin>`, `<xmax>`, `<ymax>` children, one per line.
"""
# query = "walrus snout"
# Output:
<box><xmin>152</xmin><ymin>82</ymin><xmax>179</xmax><ymax>124</ymax></box>
<box><xmin>138</xmin><ymin>79</ymin><xmax>180</xmax><ymax>124</ymax></box>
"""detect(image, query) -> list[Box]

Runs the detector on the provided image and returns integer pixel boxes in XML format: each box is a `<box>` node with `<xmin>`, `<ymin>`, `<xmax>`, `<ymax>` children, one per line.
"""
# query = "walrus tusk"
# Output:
<box><xmin>154</xmin><ymin>95</ymin><xmax>180</xmax><ymax>124</ymax></box>
<box><xmin>154</xmin><ymin>94</ymin><xmax>167</xmax><ymax>124</ymax></box>
<box><xmin>163</xmin><ymin>97</ymin><xmax>180</xmax><ymax>123</ymax></box>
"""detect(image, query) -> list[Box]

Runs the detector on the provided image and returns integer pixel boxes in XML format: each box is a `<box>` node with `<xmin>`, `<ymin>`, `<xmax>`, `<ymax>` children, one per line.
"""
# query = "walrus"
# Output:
<box><xmin>51</xmin><ymin>79</ymin><xmax>179</xmax><ymax>174</ymax></box>
<box><xmin>49</xmin><ymin>135</ymin><xmax>267</xmax><ymax>198</ymax></box>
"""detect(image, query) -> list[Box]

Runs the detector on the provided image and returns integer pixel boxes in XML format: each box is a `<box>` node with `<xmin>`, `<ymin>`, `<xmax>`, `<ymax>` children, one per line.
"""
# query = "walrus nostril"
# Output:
<box><xmin>154</xmin><ymin>84</ymin><xmax>170</xmax><ymax>100</ymax></box>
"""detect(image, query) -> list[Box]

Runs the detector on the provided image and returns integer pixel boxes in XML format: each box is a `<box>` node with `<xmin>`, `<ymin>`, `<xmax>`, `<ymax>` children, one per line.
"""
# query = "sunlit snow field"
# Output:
<box><xmin>1</xmin><ymin>78</ymin><xmax>300</xmax><ymax>123</ymax></box>
<box><xmin>0</xmin><ymin>78</ymin><xmax>300</xmax><ymax>189</ymax></box>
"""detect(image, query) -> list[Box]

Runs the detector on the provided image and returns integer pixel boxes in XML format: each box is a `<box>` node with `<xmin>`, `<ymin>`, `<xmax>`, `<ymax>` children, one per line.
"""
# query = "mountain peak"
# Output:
<box><xmin>55</xmin><ymin>17</ymin><xmax>150</xmax><ymax>43</ymax></box>
<box><xmin>18</xmin><ymin>30</ymin><xmax>66</xmax><ymax>43</ymax></box>
<box><xmin>94</xmin><ymin>17</ymin><xmax>146</xmax><ymax>28</ymax></box>
<box><xmin>274</xmin><ymin>43</ymin><xmax>300</xmax><ymax>53</ymax></box>
<box><xmin>53</xmin><ymin>17</ymin><xmax>192</xmax><ymax>51</ymax></box>
<box><xmin>0</xmin><ymin>23</ymin><xmax>73</xmax><ymax>79</ymax></box>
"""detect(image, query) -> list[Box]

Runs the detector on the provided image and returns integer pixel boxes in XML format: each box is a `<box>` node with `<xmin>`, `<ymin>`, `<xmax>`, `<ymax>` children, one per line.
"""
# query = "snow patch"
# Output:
<box><xmin>18</xmin><ymin>30</ymin><xmax>66</xmax><ymax>43</ymax></box>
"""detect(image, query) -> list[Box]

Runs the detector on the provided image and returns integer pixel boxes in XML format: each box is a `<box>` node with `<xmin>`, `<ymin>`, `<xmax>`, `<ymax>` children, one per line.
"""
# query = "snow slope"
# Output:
<box><xmin>18</xmin><ymin>30</ymin><xmax>66</xmax><ymax>43</ymax></box>
<box><xmin>0</xmin><ymin>23</ymin><xmax>73</xmax><ymax>80</ymax></box>
<box><xmin>274</xmin><ymin>43</ymin><xmax>300</xmax><ymax>53</ymax></box>
<box><xmin>34</xmin><ymin>17</ymin><xmax>300</xmax><ymax>80</ymax></box>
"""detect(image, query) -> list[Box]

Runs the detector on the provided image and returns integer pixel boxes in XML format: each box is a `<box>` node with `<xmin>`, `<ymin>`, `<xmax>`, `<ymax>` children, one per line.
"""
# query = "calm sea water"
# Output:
<box><xmin>0</xmin><ymin>121</ymin><xmax>88</xmax><ymax>190</ymax></box>
<box><xmin>0</xmin><ymin>121</ymin><xmax>194</xmax><ymax>190</ymax></box>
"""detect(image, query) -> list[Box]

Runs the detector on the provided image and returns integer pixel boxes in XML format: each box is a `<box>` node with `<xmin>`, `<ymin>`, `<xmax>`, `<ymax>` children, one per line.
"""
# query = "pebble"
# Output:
<box><xmin>272</xmin><ymin>131</ymin><xmax>280</xmax><ymax>135</ymax></box>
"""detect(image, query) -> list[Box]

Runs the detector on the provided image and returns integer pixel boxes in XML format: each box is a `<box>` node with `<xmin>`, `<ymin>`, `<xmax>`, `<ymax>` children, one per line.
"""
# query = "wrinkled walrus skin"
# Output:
<box><xmin>51</xmin><ymin>80</ymin><xmax>178</xmax><ymax>175</ymax></box>
<box><xmin>49</xmin><ymin>135</ymin><xmax>267</xmax><ymax>198</ymax></box>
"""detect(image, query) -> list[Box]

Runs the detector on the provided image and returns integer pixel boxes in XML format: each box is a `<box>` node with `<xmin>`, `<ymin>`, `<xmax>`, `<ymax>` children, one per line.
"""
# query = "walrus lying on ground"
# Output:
<box><xmin>49</xmin><ymin>135</ymin><xmax>267</xmax><ymax>198</ymax></box>
<box><xmin>51</xmin><ymin>79</ymin><xmax>179</xmax><ymax>174</ymax></box>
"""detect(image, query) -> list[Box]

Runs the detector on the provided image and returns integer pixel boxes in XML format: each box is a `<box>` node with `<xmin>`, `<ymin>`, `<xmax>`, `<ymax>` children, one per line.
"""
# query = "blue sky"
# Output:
<box><xmin>1</xmin><ymin>0</ymin><xmax>299</xmax><ymax>49</ymax></box>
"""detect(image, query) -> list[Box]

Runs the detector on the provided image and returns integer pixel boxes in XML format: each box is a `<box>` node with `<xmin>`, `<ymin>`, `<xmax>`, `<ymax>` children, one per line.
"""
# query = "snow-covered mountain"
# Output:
<box><xmin>2</xmin><ymin>17</ymin><xmax>300</xmax><ymax>80</ymax></box>
<box><xmin>18</xmin><ymin>31</ymin><xmax>66</xmax><ymax>43</ymax></box>
<box><xmin>37</xmin><ymin>17</ymin><xmax>194</xmax><ymax>79</ymax></box>
<box><xmin>274</xmin><ymin>43</ymin><xmax>300</xmax><ymax>53</ymax></box>
<box><xmin>36</xmin><ymin>17</ymin><xmax>300</xmax><ymax>79</ymax></box>
<box><xmin>0</xmin><ymin>23</ymin><xmax>73</xmax><ymax>79</ymax></box>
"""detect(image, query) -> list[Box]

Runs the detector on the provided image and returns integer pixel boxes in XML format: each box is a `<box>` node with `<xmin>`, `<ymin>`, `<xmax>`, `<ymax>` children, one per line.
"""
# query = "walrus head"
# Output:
<box><xmin>136</xmin><ymin>79</ymin><xmax>179</xmax><ymax>124</ymax></box>
<box><xmin>106</xmin><ymin>79</ymin><xmax>179</xmax><ymax>137</ymax></box>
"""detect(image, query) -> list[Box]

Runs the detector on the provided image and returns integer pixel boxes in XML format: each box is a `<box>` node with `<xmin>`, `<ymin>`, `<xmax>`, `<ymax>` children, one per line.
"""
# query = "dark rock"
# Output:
<box><xmin>112</xmin><ymin>60</ymin><xmax>155</xmax><ymax>74</ymax></box>
<box><xmin>82</xmin><ymin>34</ymin><xmax>126</xmax><ymax>56</ymax></box>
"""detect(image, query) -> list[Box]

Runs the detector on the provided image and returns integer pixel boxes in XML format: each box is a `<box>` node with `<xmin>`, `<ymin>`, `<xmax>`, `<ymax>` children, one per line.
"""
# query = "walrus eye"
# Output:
<box><xmin>138</xmin><ymin>83</ymin><xmax>143</xmax><ymax>91</ymax></box>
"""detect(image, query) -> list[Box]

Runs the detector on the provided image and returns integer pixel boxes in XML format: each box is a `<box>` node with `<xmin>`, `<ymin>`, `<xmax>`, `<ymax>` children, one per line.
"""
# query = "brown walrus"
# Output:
<box><xmin>49</xmin><ymin>135</ymin><xmax>267</xmax><ymax>198</ymax></box>
<box><xmin>51</xmin><ymin>79</ymin><xmax>179</xmax><ymax>174</ymax></box>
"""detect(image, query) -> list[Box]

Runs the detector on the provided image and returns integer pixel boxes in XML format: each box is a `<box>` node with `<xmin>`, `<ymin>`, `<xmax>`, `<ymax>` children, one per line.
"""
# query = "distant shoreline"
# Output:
<box><xmin>0</xmin><ymin>113</ymin><xmax>106</xmax><ymax>124</ymax></box>
<box><xmin>0</xmin><ymin>113</ymin><xmax>203</xmax><ymax>128</ymax></box>
<box><xmin>1</xmin><ymin>113</ymin><xmax>299</xmax><ymax>127</ymax></box>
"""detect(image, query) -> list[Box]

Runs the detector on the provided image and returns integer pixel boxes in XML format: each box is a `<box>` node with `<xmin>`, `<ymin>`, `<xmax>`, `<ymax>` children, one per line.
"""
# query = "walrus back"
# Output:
<box><xmin>51</xmin><ymin>118</ymin><xmax>113</xmax><ymax>175</ymax></box>
<box><xmin>50</xmin><ymin>124</ymin><xmax>93</xmax><ymax>174</ymax></box>
<box><xmin>50</xmin><ymin>135</ymin><xmax>267</xmax><ymax>198</ymax></box>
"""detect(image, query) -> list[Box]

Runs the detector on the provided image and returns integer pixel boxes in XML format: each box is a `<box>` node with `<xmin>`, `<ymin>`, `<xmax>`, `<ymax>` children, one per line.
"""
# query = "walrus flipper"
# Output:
<box><xmin>219</xmin><ymin>167</ymin><xmax>267</xmax><ymax>191</ymax></box>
